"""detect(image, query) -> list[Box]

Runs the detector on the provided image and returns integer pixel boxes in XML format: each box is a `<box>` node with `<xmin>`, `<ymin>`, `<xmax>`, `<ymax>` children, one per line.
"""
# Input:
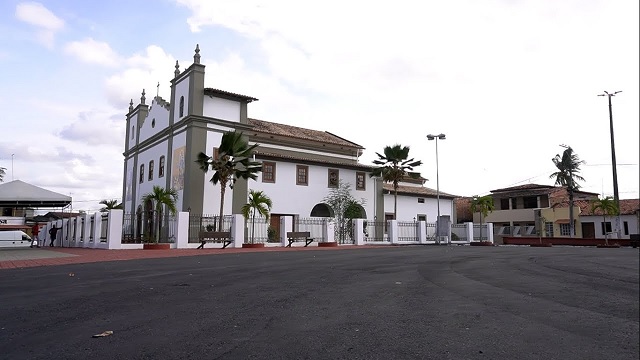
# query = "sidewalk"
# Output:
<box><xmin>0</xmin><ymin>245</ymin><xmax>390</xmax><ymax>270</ymax></box>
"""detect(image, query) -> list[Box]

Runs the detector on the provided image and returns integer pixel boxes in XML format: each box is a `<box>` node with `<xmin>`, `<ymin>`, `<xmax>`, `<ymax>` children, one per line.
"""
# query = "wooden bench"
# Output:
<box><xmin>197</xmin><ymin>231</ymin><xmax>232</xmax><ymax>249</ymax></box>
<box><xmin>286</xmin><ymin>231</ymin><xmax>314</xmax><ymax>247</ymax></box>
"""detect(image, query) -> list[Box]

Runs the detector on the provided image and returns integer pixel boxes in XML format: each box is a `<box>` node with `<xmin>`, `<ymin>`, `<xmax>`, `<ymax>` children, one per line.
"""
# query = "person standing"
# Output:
<box><xmin>31</xmin><ymin>223</ymin><xmax>41</xmax><ymax>248</ymax></box>
<box><xmin>48</xmin><ymin>225</ymin><xmax>62</xmax><ymax>247</ymax></box>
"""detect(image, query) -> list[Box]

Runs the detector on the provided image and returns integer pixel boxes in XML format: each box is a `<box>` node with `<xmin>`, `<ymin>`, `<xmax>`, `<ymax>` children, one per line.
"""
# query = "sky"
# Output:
<box><xmin>0</xmin><ymin>0</ymin><xmax>638</xmax><ymax>213</ymax></box>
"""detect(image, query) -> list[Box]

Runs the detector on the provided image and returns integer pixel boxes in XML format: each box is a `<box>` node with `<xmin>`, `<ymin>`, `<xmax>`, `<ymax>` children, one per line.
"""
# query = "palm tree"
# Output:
<box><xmin>549</xmin><ymin>145</ymin><xmax>585</xmax><ymax>238</ymax></box>
<box><xmin>471</xmin><ymin>195</ymin><xmax>495</xmax><ymax>242</ymax></box>
<box><xmin>141</xmin><ymin>186</ymin><xmax>178</xmax><ymax>243</ymax></box>
<box><xmin>0</xmin><ymin>166</ymin><xmax>5</xmax><ymax>182</ymax></box>
<box><xmin>196</xmin><ymin>131</ymin><xmax>262</xmax><ymax>231</ymax></box>
<box><xmin>241</xmin><ymin>190</ymin><xmax>273</xmax><ymax>244</ymax></box>
<box><xmin>590</xmin><ymin>196</ymin><xmax>619</xmax><ymax>245</ymax></box>
<box><xmin>99</xmin><ymin>199</ymin><xmax>123</xmax><ymax>212</ymax></box>
<box><xmin>370</xmin><ymin>144</ymin><xmax>422</xmax><ymax>219</ymax></box>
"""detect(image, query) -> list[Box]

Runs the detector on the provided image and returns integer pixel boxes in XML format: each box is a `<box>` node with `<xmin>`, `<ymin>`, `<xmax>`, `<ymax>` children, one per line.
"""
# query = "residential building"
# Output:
<box><xmin>474</xmin><ymin>184</ymin><xmax>599</xmax><ymax>239</ymax></box>
<box><xmin>571</xmin><ymin>198</ymin><xmax>639</xmax><ymax>240</ymax></box>
<box><xmin>121</xmin><ymin>45</ymin><xmax>455</xmax><ymax>240</ymax></box>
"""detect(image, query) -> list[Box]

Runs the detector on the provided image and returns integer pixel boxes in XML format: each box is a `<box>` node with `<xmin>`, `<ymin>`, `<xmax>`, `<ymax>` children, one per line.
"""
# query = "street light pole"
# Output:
<box><xmin>598</xmin><ymin>90</ymin><xmax>622</xmax><ymax>239</ymax></box>
<box><xmin>427</xmin><ymin>133</ymin><xmax>446</xmax><ymax>244</ymax></box>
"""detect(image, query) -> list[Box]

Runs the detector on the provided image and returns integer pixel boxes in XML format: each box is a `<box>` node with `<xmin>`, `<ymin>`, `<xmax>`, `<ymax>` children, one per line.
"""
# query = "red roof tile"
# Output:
<box><xmin>249</xmin><ymin>118</ymin><xmax>363</xmax><ymax>148</ymax></box>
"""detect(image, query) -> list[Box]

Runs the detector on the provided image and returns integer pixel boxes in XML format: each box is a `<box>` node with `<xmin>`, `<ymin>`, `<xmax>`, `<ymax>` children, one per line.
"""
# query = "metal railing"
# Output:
<box><xmin>397</xmin><ymin>221</ymin><xmax>419</xmax><ymax>242</ymax></box>
<box><xmin>246</xmin><ymin>215</ymin><xmax>269</xmax><ymax>244</ymax></box>
<box><xmin>295</xmin><ymin>217</ymin><xmax>327</xmax><ymax>242</ymax></box>
<box><xmin>450</xmin><ymin>223</ymin><xmax>468</xmax><ymax>242</ymax></box>
<box><xmin>364</xmin><ymin>220</ymin><xmax>386</xmax><ymax>242</ymax></box>
<box><xmin>189</xmin><ymin>214</ymin><xmax>233</xmax><ymax>243</ymax></box>
<box><xmin>100</xmin><ymin>214</ymin><xmax>108</xmax><ymax>242</ymax></box>
<box><xmin>89</xmin><ymin>215</ymin><xmax>95</xmax><ymax>243</ymax></box>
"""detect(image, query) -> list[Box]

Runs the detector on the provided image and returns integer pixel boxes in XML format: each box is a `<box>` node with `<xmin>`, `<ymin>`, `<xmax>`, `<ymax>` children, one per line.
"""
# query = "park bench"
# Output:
<box><xmin>286</xmin><ymin>231</ymin><xmax>314</xmax><ymax>247</ymax></box>
<box><xmin>197</xmin><ymin>231</ymin><xmax>232</xmax><ymax>249</ymax></box>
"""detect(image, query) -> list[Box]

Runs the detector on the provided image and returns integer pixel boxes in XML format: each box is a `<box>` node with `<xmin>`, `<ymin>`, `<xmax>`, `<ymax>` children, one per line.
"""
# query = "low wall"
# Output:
<box><xmin>503</xmin><ymin>236</ymin><xmax>633</xmax><ymax>247</ymax></box>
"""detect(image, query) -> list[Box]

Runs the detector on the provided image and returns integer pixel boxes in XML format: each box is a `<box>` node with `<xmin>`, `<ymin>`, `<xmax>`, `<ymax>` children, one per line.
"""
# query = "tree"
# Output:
<box><xmin>141</xmin><ymin>186</ymin><xmax>178</xmax><ymax>243</ymax></box>
<box><xmin>471</xmin><ymin>195</ymin><xmax>495</xmax><ymax>242</ymax></box>
<box><xmin>0</xmin><ymin>167</ymin><xmax>5</xmax><ymax>182</ymax></box>
<box><xmin>370</xmin><ymin>144</ymin><xmax>422</xmax><ymax>219</ymax></box>
<box><xmin>550</xmin><ymin>145</ymin><xmax>585</xmax><ymax>238</ymax></box>
<box><xmin>323</xmin><ymin>180</ymin><xmax>366</xmax><ymax>243</ymax></box>
<box><xmin>196</xmin><ymin>131</ymin><xmax>262</xmax><ymax>231</ymax></box>
<box><xmin>590</xmin><ymin>196</ymin><xmax>619</xmax><ymax>245</ymax></box>
<box><xmin>99</xmin><ymin>199</ymin><xmax>123</xmax><ymax>212</ymax></box>
<box><xmin>241</xmin><ymin>190</ymin><xmax>273</xmax><ymax>244</ymax></box>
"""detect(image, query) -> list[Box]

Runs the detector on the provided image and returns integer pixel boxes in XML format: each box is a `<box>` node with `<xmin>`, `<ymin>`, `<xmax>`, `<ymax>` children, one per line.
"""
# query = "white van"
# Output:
<box><xmin>0</xmin><ymin>231</ymin><xmax>33</xmax><ymax>248</ymax></box>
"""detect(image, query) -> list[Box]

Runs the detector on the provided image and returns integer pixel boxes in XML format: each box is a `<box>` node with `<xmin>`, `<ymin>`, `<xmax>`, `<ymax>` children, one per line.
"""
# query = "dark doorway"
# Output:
<box><xmin>582</xmin><ymin>222</ymin><xmax>595</xmax><ymax>239</ymax></box>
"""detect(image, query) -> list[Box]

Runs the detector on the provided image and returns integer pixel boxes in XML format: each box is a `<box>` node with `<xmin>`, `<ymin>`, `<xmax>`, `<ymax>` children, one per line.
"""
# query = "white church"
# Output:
<box><xmin>121</xmin><ymin>45</ymin><xmax>456</xmax><ymax>239</ymax></box>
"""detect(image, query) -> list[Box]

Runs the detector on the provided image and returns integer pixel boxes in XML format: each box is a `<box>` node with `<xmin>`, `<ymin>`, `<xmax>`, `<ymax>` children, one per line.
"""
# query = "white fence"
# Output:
<box><xmin>36</xmin><ymin>210</ymin><xmax>493</xmax><ymax>250</ymax></box>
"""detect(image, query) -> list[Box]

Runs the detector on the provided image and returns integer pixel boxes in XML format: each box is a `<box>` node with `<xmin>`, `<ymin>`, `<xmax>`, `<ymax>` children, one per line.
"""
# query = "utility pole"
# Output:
<box><xmin>597</xmin><ymin>91</ymin><xmax>622</xmax><ymax>239</ymax></box>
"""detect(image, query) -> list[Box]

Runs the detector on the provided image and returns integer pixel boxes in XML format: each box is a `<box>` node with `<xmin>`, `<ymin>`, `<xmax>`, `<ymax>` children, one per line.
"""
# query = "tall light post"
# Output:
<box><xmin>597</xmin><ymin>90</ymin><xmax>622</xmax><ymax>239</ymax></box>
<box><xmin>427</xmin><ymin>133</ymin><xmax>446</xmax><ymax>244</ymax></box>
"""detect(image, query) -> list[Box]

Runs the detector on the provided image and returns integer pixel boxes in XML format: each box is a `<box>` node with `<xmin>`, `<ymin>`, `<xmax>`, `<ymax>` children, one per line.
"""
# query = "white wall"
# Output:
<box><xmin>384</xmin><ymin>193</ymin><xmax>453</xmax><ymax>222</ymax></box>
<box><xmin>251</xmin><ymin>161</ymin><xmax>376</xmax><ymax>218</ymax></box>
<box><xmin>201</xmin><ymin>131</ymin><xmax>226</xmax><ymax>214</ymax></box>
<box><xmin>581</xmin><ymin>214</ymin><xmax>638</xmax><ymax>239</ymax></box>
<box><xmin>135</xmin><ymin>140</ymin><xmax>170</xmax><ymax>208</ymax></box>
<box><xmin>139</xmin><ymin>99</ymin><xmax>170</xmax><ymax>143</ymax></box>
<box><xmin>203</xmin><ymin>96</ymin><xmax>241</xmax><ymax>122</ymax></box>
<box><xmin>174</xmin><ymin>77</ymin><xmax>190</xmax><ymax>123</ymax></box>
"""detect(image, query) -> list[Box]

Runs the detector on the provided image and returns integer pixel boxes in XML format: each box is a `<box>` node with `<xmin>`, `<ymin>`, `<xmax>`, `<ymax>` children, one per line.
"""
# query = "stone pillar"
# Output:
<box><xmin>466</xmin><ymin>222</ymin><xmax>474</xmax><ymax>243</ymax></box>
<box><xmin>354</xmin><ymin>219</ymin><xmax>365</xmax><ymax>245</ymax></box>
<box><xmin>231</xmin><ymin>214</ymin><xmax>244</xmax><ymax>248</ymax></box>
<box><xmin>175</xmin><ymin>211</ymin><xmax>190</xmax><ymax>249</ymax></box>
<box><xmin>418</xmin><ymin>221</ymin><xmax>427</xmax><ymax>244</ymax></box>
<box><xmin>280</xmin><ymin>216</ymin><xmax>293</xmax><ymax>246</ymax></box>
<box><xmin>107</xmin><ymin>210</ymin><xmax>124</xmax><ymax>250</ymax></box>
<box><xmin>487</xmin><ymin>223</ymin><xmax>494</xmax><ymax>244</ymax></box>
<box><xmin>388</xmin><ymin>220</ymin><xmax>399</xmax><ymax>245</ymax></box>
<box><xmin>92</xmin><ymin>212</ymin><xmax>103</xmax><ymax>249</ymax></box>
<box><xmin>324</xmin><ymin>220</ymin><xmax>335</xmax><ymax>243</ymax></box>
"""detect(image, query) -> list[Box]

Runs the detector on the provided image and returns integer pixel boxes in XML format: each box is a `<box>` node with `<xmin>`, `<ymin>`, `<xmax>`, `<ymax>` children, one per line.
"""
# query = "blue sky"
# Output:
<box><xmin>0</xmin><ymin>0</ymin><xmax>638</xmax><ymax>212</ymax></box>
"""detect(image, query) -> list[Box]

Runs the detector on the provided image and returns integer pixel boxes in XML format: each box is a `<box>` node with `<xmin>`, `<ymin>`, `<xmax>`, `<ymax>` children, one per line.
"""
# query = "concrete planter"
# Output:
<box><xmin>596</xmin><ymin>244</ymin><xmax>621</xmax><ymax>248</ymax></box>
<box><xmin>242</xmin><ymin>243</ymin><xmax>265</xmax><ymax>248</ymax></box>
<box><xmin>470</xmin><ymin>241</ymin><xmax>494</xmax><ymax>247</ymax></box>
<box><xmin>530</xmin><ymin>243</ymin><xmax>553</xmax><ymax>247</ymax></box>
<box><xmin>143</xmin><ymin>243</ymin><xmax>171</xmax><ymax>250</ymax></box>
<box><xmin>318</xmin><ymin>242</ymin><xmax>339</xmax><ymax>248</ymax></box>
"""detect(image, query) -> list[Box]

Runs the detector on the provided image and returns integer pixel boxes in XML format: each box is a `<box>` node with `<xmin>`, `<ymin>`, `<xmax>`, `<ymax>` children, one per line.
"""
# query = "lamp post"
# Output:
<box><xmin>597</xmin><ymin>90</ymin><xmax>622</xmax><ymax>239</ymax></box>
<box><xmin>427</xmin><ymin>133</ymin><xmax>446</xmax><ymax>244</ymax></box>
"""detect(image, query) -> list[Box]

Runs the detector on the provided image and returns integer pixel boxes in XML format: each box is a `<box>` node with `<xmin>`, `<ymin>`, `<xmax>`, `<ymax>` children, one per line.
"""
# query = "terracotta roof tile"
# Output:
<box><xmin>566</xmin><ymin>198</ymin><xmax>640</xmax><ymax>216</ymax></box>
<box><xmin>382</xmin><ymin>183</ymin><xmax>457</xmax><ymax>198</ymax></box>
<box><xmin>454</xmin><ymin>197</ymin><xmax>473</xmax><ymax>222</ymax></box>
<box><xmin>254</xmin><ymin>151</ymin><xmax>373</xmax><ymax>170</ymax></box>
<box><xmin>249</xmin><ymin>118</ymin><xmax>363</xmax><ymax>148</ymax></box>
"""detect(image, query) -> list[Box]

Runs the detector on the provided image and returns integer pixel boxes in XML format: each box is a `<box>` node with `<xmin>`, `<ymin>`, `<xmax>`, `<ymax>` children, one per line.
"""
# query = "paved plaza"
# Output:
<box><xmin>0</xmin><ymin>245</ymin><xmax>638</xmax><ymax>359</ymax></box>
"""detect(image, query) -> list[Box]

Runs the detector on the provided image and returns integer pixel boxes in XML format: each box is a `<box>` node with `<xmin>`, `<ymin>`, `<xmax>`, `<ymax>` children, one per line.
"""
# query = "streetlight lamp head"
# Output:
<box><xmin>437</xmin><ymin>134</ymin><xmax>446</xmax><ymax>140</ymax></box>
<box><xmin>427</xmin><ymin>134</ymin><xmax>435</xmax><ymax>140</ymax></box>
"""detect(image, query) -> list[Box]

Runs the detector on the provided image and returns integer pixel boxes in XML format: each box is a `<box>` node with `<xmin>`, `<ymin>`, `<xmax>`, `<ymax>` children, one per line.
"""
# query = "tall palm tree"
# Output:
<box><xmin>141</xmin><ymin>186</ymin><xmax>178</xmax><ymax>243</ymax></box>
<box><xmin>0</xmin><ymin>166</ymin><xmax>5</xmax><ymax>182</ymax></box>
<box><xmin>471</xmin><ymin>195</ymin><xmax>495</xmax><ymax>241</ymax></box>
<box><xmin>196</xmin><ymin>131</ymin><xmax>262</xmax><ymax>231</ymax></box>
<box><xmin>549</xmin><ymin>145</ymin><xmax>585</xmax><ymax>238</ymax></box>
<box><xmin>370</xmin><ymin>144</ymin><xmax>422</xmax><ymax>219</ymax></box>
<box><xmin>590</xmin><ymin>196</ymin><xmax>619</xmax><ymax>245</ymax></box>
<box><xmin>99</xmin><ymin>199</ymin><xmax>123</xmax><ymax>212</ymax></box>
<box><xmin>241</xmin><ymin>190</ymin><xmax>273</xmax><ymax>244</ymax></box>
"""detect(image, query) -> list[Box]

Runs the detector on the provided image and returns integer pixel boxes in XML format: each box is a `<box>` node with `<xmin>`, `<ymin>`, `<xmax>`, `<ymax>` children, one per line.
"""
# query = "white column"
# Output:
<box><xmin>354</xmin><ymin>219</ymin><xmax>365</xmax><ymax>245</ymax></box>
<box><xmin>466</xmin><ymin>222</ymin><xmax>474</xmax><ymax>243</ymax></box>
<box><xmin>92</xmin><ymin>212</ymin><xmax>103</xmax><ymax>249</ymax></box>
<box><xmin>175</xmin><ymin>211</ymin><xmax>190</xmax><ymax>249</ymax></box>
<box><xmin>324</xmin><ymin>220</ymin><xmax>335</xmax><ymax>243</ymax></box>
<box><xmin>61</xmin><ymin>219</ymin><xmax>70</xmax><ymax>247</ymax></box>
<box><xmin>231</xmin><ymin>214</ymin><xmax>244</xmax><ymax>248</ymax></box>
<box><xmin>487</xmin><ymin>223</ymin><xmax>494</xmax><ymax>244</ymax></box>
<box><xmin>418</xmin><ymin>221</ymin><xmax>427</xmax><ymax>244</ymax></box>
<box><xmin>106</xmin><ymin>210</ymin><xmax>123</xmax><ymax>249</ymax></box>
<box><xmin>389</xmin><ymin>220</ymin><xmax>399</xmax><ymax>244</ymax></box>
<box><xmin>83</xmin><ymin>214</ymin><xmax>92</xmax><ymax>248</ymax></box>
<box><xmin>280</xmin><ymin>216</ymin><xmax>293</xmax><ymax>247</ymax></box>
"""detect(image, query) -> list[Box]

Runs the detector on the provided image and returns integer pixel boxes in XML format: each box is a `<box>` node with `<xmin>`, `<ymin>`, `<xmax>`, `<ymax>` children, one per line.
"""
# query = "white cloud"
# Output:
<box><xmin>64</xmin><ymin>38</ymin><xmax>121</xmax><ymax>67</ymax></box>
<box><xmin>59</xmin><ymin>110</ymin><xmax>125</xmax><ymax>146</ymax></box>
<box><xmin>105</xmin><ymin>45</ymin><xmax>177</xmax><ymax>108</ymax></box>
<box><xmin>15</xmin><ymin>1</ymin><xmax>64</xmax><ymax>49</ymax></box>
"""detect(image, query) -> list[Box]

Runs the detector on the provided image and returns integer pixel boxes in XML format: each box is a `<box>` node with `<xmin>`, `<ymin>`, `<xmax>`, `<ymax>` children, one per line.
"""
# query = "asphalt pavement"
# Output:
<box><xmin>0</xmin><ymin>245</ymin><xmax>638</xmax><ymax>360</ymax></box>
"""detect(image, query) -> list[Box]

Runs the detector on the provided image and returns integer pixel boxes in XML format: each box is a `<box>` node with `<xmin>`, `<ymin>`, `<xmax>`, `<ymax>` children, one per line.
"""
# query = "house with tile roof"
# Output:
<box><xmin>564</xmin><ymin>198</ymin><xmax>639</xmax><ymax>239</ymax></box>
<box><xmin>121</xmin><ymin>45</ymin><xmax>455</xmax><ymax>241</ymax></box>
<box><xmin>475</xmin><ymin>183</ymin><xmax>600</xmax><ymax>240</ymax></box>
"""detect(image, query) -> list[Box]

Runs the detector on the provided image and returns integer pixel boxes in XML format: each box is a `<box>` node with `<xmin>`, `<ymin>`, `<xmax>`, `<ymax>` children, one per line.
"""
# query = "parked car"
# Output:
<box><xmin>0</xmin><ymin>230</ymin><xmax>33</xmax><ymax>248</ymax></box>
